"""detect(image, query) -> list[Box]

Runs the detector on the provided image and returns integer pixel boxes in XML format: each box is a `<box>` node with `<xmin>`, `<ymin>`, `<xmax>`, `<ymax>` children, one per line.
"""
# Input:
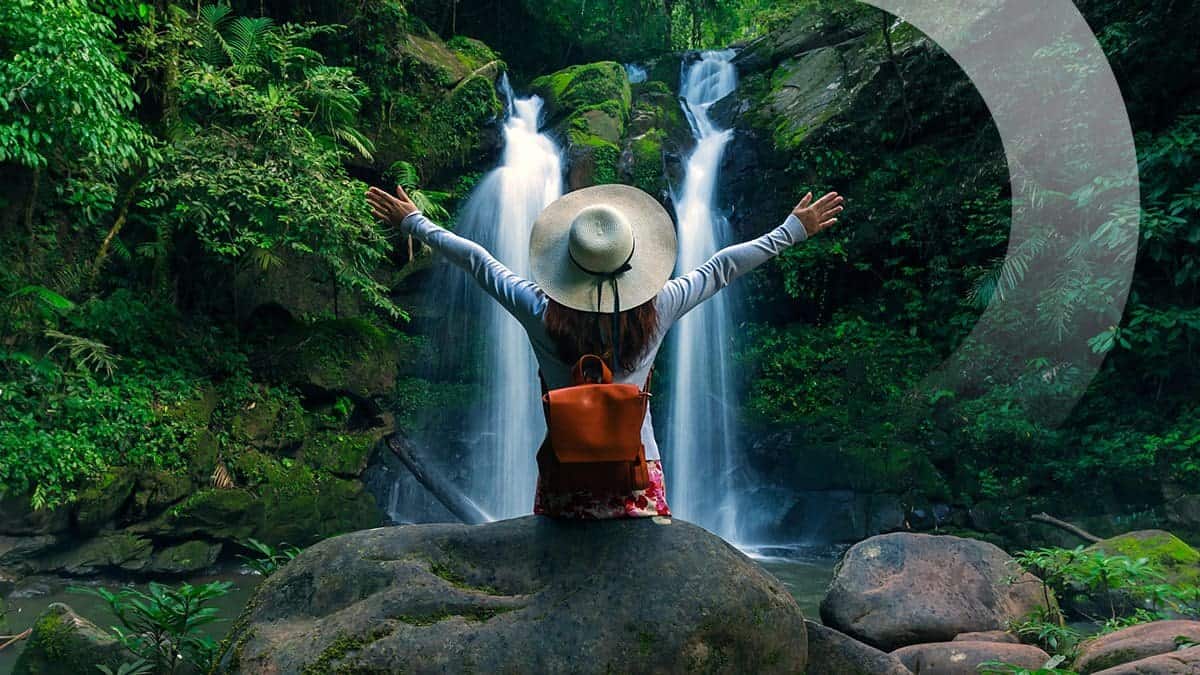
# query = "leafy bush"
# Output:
<box><xmin>72</xmin><ymin>580</ymin><xmax>233</xmax><ymax>675</ymax></box>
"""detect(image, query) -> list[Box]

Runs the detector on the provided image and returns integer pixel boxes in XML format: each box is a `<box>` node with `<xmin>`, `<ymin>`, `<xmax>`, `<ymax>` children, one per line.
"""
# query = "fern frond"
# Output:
<box><xmin>44</xmin><ymin>330</ymin><xmax>120</xmax><ymax>377</ymax></box>
<box><xmin>196</xmin><ymin>3</ymin><xmax>233</xmax><ymax>66</ymax></box>
<box><xmin>387</xmin><ymin>161</ymin><xmax>420</xmax><ymax>189</ymax></box>
<box><xmin>227</xmin><ymin>16</ymin><xmax>274</xmax><ymax>67</ymax></box>
<box><xmin>332</xmin><ymin>126</ymin><xmax>374</xmax><ymax>160</ymax></box>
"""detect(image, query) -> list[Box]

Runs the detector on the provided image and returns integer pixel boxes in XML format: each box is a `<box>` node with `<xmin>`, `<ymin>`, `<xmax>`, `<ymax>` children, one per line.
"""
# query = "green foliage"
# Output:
<box><xmin>142</xmin><ymin>5</ymin><xmax>399</xmax><ymax>318</ymax></box>
<box><xmin>238</xmin><ymin>537</ymin><xmax>302</xmax><ymax>577</ymax></box>
<box><xmin>386</xmin><ymin>160</ymin><xmax>452</xmax><ymax>222</ymax></box>
<box><xmin>72</xmin><ymin>580</ymin><xmax>233</xmax><ymax>675</ymax></box>
<box><xmin>96</xmin><ymin>659</ymin><xmax>155</xmax><ymax>675</ymax></box>
<box><xmin>1012</xmin><ymin>544</ymin><xmax>1200</xmax><ymax>649</ymax></box>
<box><xmin>0</xmin><ymin>0</ymin><xmax>152</xmax><ymax>169</ymax></box>
<box><xmin>978</xmin><ymin>656</ymin><xmax>1071</xmax><ymax>675</ymax></box>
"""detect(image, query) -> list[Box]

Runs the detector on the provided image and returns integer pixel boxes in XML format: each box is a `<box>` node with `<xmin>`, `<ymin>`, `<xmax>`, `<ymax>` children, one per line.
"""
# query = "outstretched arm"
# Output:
<box><xmin>366</xmin><ymin>186</ymin><xmax>542</xmax><ymax>323</ymax></box>
<box><xmin>659</xmin><ymin>191</ymin><xmax>843</xmax><ymax>322</ymax></box>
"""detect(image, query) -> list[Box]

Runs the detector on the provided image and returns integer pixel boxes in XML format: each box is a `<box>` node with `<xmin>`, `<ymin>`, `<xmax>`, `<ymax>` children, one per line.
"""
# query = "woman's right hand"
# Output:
<box><xmin>792</xmin><ymin>191</ymin><xmax>844</xmax><ymax>237</ymax></box>
<box><xmin>366</xmin><ymin>185</ymin><xmax>420</xmax><ymax>227</ymax></box>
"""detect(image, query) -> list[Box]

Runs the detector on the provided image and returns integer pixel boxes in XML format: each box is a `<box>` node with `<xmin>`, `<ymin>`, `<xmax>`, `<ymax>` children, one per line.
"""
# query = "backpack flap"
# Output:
<box><xmin>543</xmin><ymin>383</ymin><xmax>647</xmax><ymax>463</ymax></box>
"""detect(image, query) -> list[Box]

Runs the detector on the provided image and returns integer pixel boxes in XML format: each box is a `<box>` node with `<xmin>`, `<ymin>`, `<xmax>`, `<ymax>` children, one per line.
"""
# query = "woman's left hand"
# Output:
<box><xmin>792</xmin><ymin>191</ymin><xmax>844</xmax><ymax>237</ymax></box>
<box><xmin>366</xmin><ymin>185</ymin><xmax>419</xmax><ymax>226</ymax></box>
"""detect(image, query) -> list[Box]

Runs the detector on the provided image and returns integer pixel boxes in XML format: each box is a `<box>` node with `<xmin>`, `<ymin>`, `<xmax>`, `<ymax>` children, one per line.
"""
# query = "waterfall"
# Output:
<box><xmin>625</xmin><ymin>63</ymin><xmax>648</xmax><ymax>84</ymax></box>
<box><xmin>665</xmin><ymin>50</ymin><xmax>743</xmax><ymax>542</ymax></box>
<box><xmin>397</xmin><ymin>74</ymin><xmax>563</xmax><ymax>521</ymax></box>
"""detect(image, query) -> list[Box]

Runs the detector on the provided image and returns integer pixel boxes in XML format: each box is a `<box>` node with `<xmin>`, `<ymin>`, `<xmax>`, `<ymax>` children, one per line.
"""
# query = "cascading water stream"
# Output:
<box><xmin>393</xmin><ymin>75</ymin><xmax>562</xmax><ymax>521</ymax></box>
<box><xmin>665</xmin><ymin>50</ymin><xmax>743</xmax><ymax>542</ymax></box>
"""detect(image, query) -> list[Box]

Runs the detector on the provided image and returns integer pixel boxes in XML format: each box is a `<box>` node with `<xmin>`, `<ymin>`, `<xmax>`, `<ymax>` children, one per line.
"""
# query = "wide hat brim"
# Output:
<box><xmin>529</xmin><ymin>184</ymin><xmax>677</xmax><ymax>313</ymax></box>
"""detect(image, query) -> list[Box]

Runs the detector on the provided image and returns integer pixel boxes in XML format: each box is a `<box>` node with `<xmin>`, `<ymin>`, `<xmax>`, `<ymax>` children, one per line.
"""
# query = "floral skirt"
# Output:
<box><xmin>533</xmin><ymin>460</ymin><xmax>672</xmax><ymax>519</ymax></box>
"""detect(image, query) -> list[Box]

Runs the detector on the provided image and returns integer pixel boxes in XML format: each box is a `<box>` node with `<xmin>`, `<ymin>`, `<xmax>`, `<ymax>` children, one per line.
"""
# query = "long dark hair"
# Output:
<box><xmin>543</xmin><ymin>298</ymin><xmax>659</xmax><ymax>372</ymax></box>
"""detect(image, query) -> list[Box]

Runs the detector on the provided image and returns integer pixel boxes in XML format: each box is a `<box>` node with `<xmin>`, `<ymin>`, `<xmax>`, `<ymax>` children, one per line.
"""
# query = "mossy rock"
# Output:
<box><xmin>13</xmin><ymin>603</ymin><xmax>130</xmax><ymax>674</ymax></box>
<box><xmin>0</xmin><ymin>493</ymin><xmax>72</xmax><ymax>536</ymax></box>
<box><xmin>256</xmin><ymin>474</ymin><xmax>381</xmax><ymax>547</ymax></box>
<box><xmin>1088</xmin><ymin>529</ymin><xmax>1200</xmax><ymax>586</ymax></box>
<box><xmin>566</xmin><ymin>131</ymin><xmax>621</xmax><ymax>189</ymax></box>
<box><xmin>45</xmin><ymin>532</ymin><xmax>153</xmax><ymax>575</ymax></box>
<box><xmin>128</xmin><ymin>469</ymin><xmax>194</xmax><ymax>521</ymax></box>
<box><xmin>300</xmin><ymin>431</ymin><xmax>379</xmax><ymax>477</ymax></box>
<box><xmin>531</xmin><ymin>61</ymin><xmax>631</xmax><ymax>122</ymax></box>
<box><xmin>147</xmin><ymin>540</ymin><xmax>223</xmax><ymax>575</ymax></box>
<box><xmin>624</xmin><ymin>129</ymin><xmax>666</xmax><ymax>194</ymax></box>
<box><xmin>187</xmin><ymin>428</ymin><xmax>220</xmax><ymax>483</ymax></box>
<box><xmin>264</xmin><ymin>318</ymin><xmax>399</xmax><ymax>399</ymax></box>
<box><xmin>220</xmin><ymin>450</ymin><xmax>381</xmax><ymax>546</ymax></box>
<box><xmin>447</xmin><ymin>35</ymin><xmax>500</xmax><ymax>71</ymax></box>
<box><xmin>366</xmin><ymin>30</ymin><xmax>506</xmax><ymax>184</ymax></box>
<box><xmin>140</xmin><ymin>489</ymin><xmax>263</xmax><ymax>542</ymax></box>
<box><xmin>229</xmin><ymin>387</ymin><xmax>310</xmax><ymax>450</ymax></box>
<box><xmin>72</xmin><ymin>471</ymin><xmax>135</xmax><ymax>534</ymax></box>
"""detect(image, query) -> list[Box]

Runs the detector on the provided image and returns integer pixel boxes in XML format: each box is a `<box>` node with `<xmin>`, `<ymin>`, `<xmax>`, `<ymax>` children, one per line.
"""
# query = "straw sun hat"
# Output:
<box><xmin>529</xmin><ymin>184</ymin><xmax>677</xmax><ymax>313</ymax></box>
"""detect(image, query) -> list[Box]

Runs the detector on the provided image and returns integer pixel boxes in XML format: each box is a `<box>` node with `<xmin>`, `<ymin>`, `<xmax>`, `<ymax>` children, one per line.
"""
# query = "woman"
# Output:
<box><xmin>366</xmin><ymin>183</ymin><xmax>843</xmax><ymax>520</ymax></box>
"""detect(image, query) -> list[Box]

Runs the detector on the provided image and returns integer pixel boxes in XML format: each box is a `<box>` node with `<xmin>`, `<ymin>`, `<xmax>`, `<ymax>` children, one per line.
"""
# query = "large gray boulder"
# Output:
<box><xmin>820</xmin><ymin>532</ymin><xmax>1052</xmax><ymax>651</ymax></box>
<box><xmin>1074</xmin><ymin>621</ymin><xmax>1200</xmax><ymax>674</ymax></box>
<box><xmin>890</xmin><ymin>641</ymin><xmax>1052</xmax><ymax>674</ymax></box>
<box><xmin>1093</xmin><ymin>646</ymin><xmax>1200</xmax><ymax>675</ymax></box>
<box><xmin>805</xmin><ymin>619</ymin><xmax>912</xmax><ymax>674</ymax></box>
<box><xmin>216</xmin><ymin>516</ymin><xmax>807</xmax><ymax>674</ymax></box>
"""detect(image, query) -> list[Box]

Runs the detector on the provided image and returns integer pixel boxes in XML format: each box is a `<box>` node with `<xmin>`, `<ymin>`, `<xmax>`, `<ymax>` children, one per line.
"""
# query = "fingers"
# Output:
<box><xmin>822</xmin><ymin>204</ymin><xmax>844</xmax><ymax>219</ymax></box>
<box><xmin>395</xmin><ymin>185</ymin><xmax>414</xmax><ymax>204</ymax></box>
<box><xmin>795</xmin><ymin>192</ymin><xmax>813</xmax><ymax>210</ymax></box>
<box><xmin>818</xmin><ymin>218</ymin><xmax>837</xmax><ymax>231</ymax></box>
<box><xmin>812</xmin><ymin>191</ymin><xmax>841</xmax><ymax>209</ymax></box>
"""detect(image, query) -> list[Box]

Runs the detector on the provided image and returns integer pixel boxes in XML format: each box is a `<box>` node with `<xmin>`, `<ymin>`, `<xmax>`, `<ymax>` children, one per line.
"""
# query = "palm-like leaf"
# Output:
<box><xmin>196</xmin><ymin>3</ymin><xmax>233</xmax><ymax>67</ymax></box>
<box><xmin>226</xmin><ymin>16</ymin><xmax>273</xmax><ymax>67</ymax></box>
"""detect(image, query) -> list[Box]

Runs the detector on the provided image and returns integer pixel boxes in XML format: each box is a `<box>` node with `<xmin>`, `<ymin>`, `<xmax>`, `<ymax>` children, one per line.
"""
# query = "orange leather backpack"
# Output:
<box><xmin>536</xmin><ymin>354</ymin><xmax>651</xmax><ymax>494</ymax></box>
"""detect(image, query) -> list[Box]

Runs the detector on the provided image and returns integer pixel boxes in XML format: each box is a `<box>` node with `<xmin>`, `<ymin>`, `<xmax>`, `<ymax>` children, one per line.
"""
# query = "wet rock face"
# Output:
<box><xmin>820</xmin><ymin>532</ymin><xmax>1053</xmax><ymax>651</ymax></box>
<box><xmin>217</xmin><ymin>516</ymin><xmax>808</xmax><ymax>674</ymax></box>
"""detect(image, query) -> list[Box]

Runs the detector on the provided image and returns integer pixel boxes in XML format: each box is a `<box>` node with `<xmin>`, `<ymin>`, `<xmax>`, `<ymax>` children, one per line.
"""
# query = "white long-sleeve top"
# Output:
<box><xmin>400</xmin><ymin>211</ymin><xmax>808</xmax><ymax>461</ymax></box>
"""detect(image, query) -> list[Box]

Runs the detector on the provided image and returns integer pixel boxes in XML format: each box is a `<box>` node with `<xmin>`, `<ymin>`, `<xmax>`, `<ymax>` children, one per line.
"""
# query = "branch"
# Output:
<box><xmin>1031</xmin><ymin>512</ymin><xmax>1102</xmax><ymax>544</ymax></box>
<box><xmin>0</xmin><ymin>628</ymin><xmax>32</xmax><ymax>652</ymax></box>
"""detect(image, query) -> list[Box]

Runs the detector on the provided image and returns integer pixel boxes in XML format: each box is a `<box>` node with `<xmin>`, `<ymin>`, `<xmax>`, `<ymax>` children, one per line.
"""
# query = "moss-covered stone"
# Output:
<box><xmin>1088</xmin><ymin>530</ymin><xmax>1200</xmax><ymax>586</ymax></box>
<box><xmin>566</xmin><ymin>131</ymin><xmax>622</xmax><ymax>187</ymax></box>
<box><xmin>46</xmin><ymin>532</ymin><xmax>153</xmax><ymax>575</ymax></box>
<box><xmin>447</xmin><ymin>35</ymin><xmax>501</xmax><ymax>71</ymax></box>
<box><xmin>263</xmin><ymin>318</ymin><xmax>399</xmax><ymax>399</ymax></box>
<box><xmin>129</xmin><ymin>469</ymin><xmax>193</xmax><ymax>521</ymax></box>
<box><xmin>299</xmin><ymin>430</ymin><xmax>379</xmax><ymax>477</ymax></box>
<box><xmin>72</xmin><ymin>471</ymin><xmax>135</xmax><ymax>534</ymax></box>
<box><xmin>147</xmin><ymin>539</ymin><xmax>223</xmax><ymax>575</ymax></box>
<box><xmin>531</xmin><ymin>61</ymin><xmax>631</xmax><ymax>120</ymax></box>
<box><xmin>140</xmin><ymin>488</ymin><xmax>263</xmax><ymax>542</ymax></box>
<box><xmin>13</xmin><ymin>603</ymin><xmax>129</xmax><ymax>674</ymax></box>
<box><xmin>229</xmin><ymin>386</ymin><xmax>310</xmax><ymax>450</ymax></box>
<box><xmin>531</xmin><ymin>61</ymin><xmax>634</xmax><ymax>190</ymax></box>
<box><xmin>256</xmin><ymin>472</ymin><xmax>381</xmax><ymax>547</ymax></box>
<box><xmin>626</xmin><ymin>130</ymin><xmax>666</xmax><ymax>194</ymax></box>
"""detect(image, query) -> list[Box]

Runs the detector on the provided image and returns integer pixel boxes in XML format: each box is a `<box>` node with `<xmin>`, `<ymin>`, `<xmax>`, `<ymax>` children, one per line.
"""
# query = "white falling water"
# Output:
<box><xmin>666</xmin><ymin>50</ymin><xmax>742</xmax><ymax>541</ymax></box>
<box><xmin>412</xmin><ymin>75</ymin><xmax>563</xmax><ymax>520</ymax></box>
<box><xmin>625</xmin><ymin>63</ymin><xmax>648</xmax><ymax>83</ymax></box>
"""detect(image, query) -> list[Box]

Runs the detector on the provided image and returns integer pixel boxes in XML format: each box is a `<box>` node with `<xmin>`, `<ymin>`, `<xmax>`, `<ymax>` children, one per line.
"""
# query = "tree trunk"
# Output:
<box><xmin>384</xmin><ymin>433</ymin><xmax>491</xmax><ymax>525</ymax></box>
